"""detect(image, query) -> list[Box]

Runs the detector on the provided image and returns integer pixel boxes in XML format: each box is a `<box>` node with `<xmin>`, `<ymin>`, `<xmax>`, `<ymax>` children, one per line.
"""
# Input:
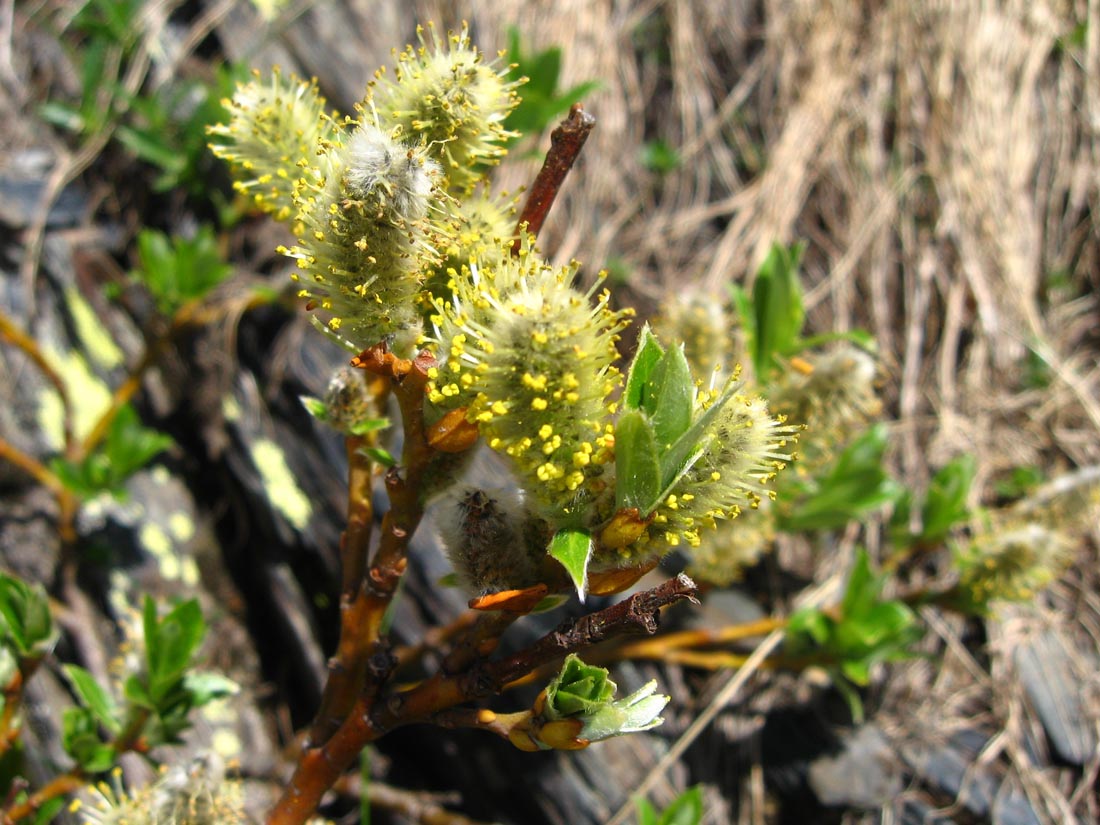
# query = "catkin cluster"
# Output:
<box><xmin>212</xmin><ymin>24</ymin><xmax>798</xmax><ymax>594</ymax></box>
<box><xmin>209</xmin><ymin>24</ymin><xmax>519</xmax><ymax>351</ymax></box>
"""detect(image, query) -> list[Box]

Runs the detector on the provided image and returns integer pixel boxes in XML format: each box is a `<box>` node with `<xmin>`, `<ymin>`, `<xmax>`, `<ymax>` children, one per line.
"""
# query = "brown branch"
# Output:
<box><xmin>0</xmin><ymin>312</ymin><xmax>74</xmax><ymax>452</ymax></box>
<box><xmin>265</xmin><ymin>575</ymin><xmax>698</xmax><ymax>825</ymax></box>
<box><xmin>1</xmin><ymin>773</ymin><xmax>84</xmax><ymax>824</ymax></box>
<box><xmin>0</xmin><ymin>438</ymin><xmax>65</xmax><ymax>497</ymax></box>
<box><xmin>306</xmin><ymin>435</ymin><xmax>377</xmax><ymax>745</ymax></box>
<box><xmin>512</xmin><ymin>104</ymin><xmax>596</xmax><ymax>250</ymax></box>
<box><xmin>269</xmin><ymin>344</ymin><xmax>439</xmax><ymax>822</ymax></box>
<box><xmin>439</xmin><ymin>611</ymin><xmax>521</xmax><ymax>676</ymax></box>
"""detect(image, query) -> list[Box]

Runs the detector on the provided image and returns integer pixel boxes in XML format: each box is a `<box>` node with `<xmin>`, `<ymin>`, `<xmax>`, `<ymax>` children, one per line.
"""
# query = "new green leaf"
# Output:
<box><xmin>63</xmin><ymin>665</ymin><xmax>121</xmax><ymax>735</ymax></box>
<box><xmin>548</xmin><ymin>528</ymin><xmax>593</xmax><ymax>599</ymax></box>
<box><xmin>623</xmin><ymin>325</ymin><xmax>665</xmax><ymax>411</ymax></box>
<box><xmin>646</xmin><ymin>344</ymin><xmax>693</xmax><ymax>448</ymax></box>
<box><xmin>614</xmin><ymin>411</ymin><xmax>662</xmax><ymax>513</ymax></box>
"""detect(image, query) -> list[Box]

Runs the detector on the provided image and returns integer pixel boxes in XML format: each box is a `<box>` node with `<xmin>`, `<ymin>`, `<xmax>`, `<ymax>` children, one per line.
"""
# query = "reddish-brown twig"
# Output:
<box><xmin>512</xmin><ymin>104</ymin><xmax>596</xmax><ymax>249</ymax></box>
<box><xmin>265</xmin><ymin>575</ymin><xmax>698</xmax><ymax>825</ymax></box>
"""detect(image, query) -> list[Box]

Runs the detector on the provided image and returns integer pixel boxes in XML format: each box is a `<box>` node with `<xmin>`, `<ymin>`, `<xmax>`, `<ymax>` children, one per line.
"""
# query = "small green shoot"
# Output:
<box><xmin>132</xmin><ymin>226</ymin><xmax>234</xmax><ymax>315</ymax></box>
<box><xmin>50</xmin><ymin>404</ymin><xmax>173</xmax><ymax>500</ymax></box>
<box><xmin>777</xmin><ymin>423</ymin><xmax>902</xmax><ymax>532</ymax></box>
<box><xmin>503</xmin><ymin>27</ymin><xmax>601</xmax><ymax>144</ymax></box>
<box><xmin>0</xmin><ymin>572</ymin><xmax>59</xmax><ymax>666</ymax></box>
<box><xmin>63</xmin><ymin>598</ymin><xmax>235</xmax><ymax>770</ymax></box>
<box><xmin>785</xmin><ymin>550</ymin><xmax>922</xmax><ymax>720</ymax></box>
<box><xmin>635</xmin><ymin>785</ymin><xmax>704</xmax><ymax>825</ymax></box>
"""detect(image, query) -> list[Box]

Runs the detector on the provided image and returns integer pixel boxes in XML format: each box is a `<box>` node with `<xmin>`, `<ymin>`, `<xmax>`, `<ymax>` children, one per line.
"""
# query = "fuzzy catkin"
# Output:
<box><xmin>284</xmin><ymin>119</ymin><xmax>441</xmax><ymax>349</ymax></box>
<box><xmin>436</xmin><ymin>485</ymin><xmax>550</xmax><ymax>593</ymax></box>
<box><xmin>370</xmin><ymin>23</ymin><xmax>521</xmax><ymax>193</ymax></box>
<box><xmin>208</xmin><ymin>69</ymin><xmax>338</xmax><ymax>222</ymax></box>
<box><xmin>427</xmin><ymin>238</ymin><xmax>629</xmax><ymax>524</ymax></box>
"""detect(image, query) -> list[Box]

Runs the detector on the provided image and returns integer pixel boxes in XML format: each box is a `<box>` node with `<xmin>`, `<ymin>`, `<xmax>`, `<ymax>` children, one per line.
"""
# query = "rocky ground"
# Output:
<box><xmin>2</xmin><ymin>1</ymin><xmax>1099</xmax><ymax>823</ymax></box>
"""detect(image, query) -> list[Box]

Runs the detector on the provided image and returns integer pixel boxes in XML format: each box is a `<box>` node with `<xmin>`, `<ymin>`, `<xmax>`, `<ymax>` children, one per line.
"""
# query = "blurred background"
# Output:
<box><xmin>2</xmin><ymin>1</ymin><xmax>1098</xmax><ymax>823</ymax></box>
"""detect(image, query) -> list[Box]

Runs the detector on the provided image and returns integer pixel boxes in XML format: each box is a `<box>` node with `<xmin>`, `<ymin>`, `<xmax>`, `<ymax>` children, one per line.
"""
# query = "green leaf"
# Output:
<box><xmin>348</xmin><ymin>417</ymin><xmax>391</xmax><ymax>437</ymax></box>
<box><xmin>746</xmin><ymin>242</ymin><xmax>806</xmax><ymax>379</ymax></box>
<box><xmin>614</xmin><ymin>411</ymin><xmax>662</xmax><ymax>513</ymax></box>
<box><xmin>777</xmin><ymin>424</ymin><xmax>902</xmax><ymax>532</ymax></box>
<box><xmin>503</xmin><ymin>27</ymin><xmax>601</xmax><ymax>141</ymax></box>
<box><xmin>840</xmin><ymin>659</ymin><xmax>871</xmax><ymax>687</ymax></box>
<box><xmin>634</xmin><ymin>797</ymin><xmax>659</xmax><ymax>825</ymax></box>
<box><xmin>646</xmin><ymin>345</ymin><xmax>694</xmax><ymax>448</ymax></box>
<box><xmin>180</xmin><ymin>671</ymin><xmax>238</xmax><ymax>707</ymax></box>
<box><xmin>63</xmin><ymin>665</ymin><xmax>121</xmax><ymax>735</ymax></box>
<box><xmin>38</xmin><ymin>101</ymin><xmax>85</xmax><ymax>132</ymax></box>
<box><xmin>786</xmin><ymin>607</ymin><xmax>830</xmax><ymax>646</ymax></box>
<box><xmin>656</xmin><ymin>376</ymin><xmax>742</xmax><ymax>493</ymax></box>
<box><xmin>362</xmin><ymin>446</ymin><xmax>396</xmax><ymax>467</ymax></box>
<box><xmin>62</xmin><ymin>707</ymin><xmax>117</xmax><ymax>772</ymax></box>
<box><xmin>840</xmin><ymin>549</ymin><xmax>877</xmax><ymax>620</ymax></box>
<box><xmin>624</xmin><ymin>325</ymin><xmax>665</xmax><ymax>411</ymax></box>
<box><xmin>548</xmin><ymin>528</ymin><xmax>593</xmax><ymax>599</ymax></box>
<box><xmin>122</xmin><ymin>673</ymin><xmax>152</xmax><ymax>708</ymax></box>
<box><xmin>919</xmin><ymin>454</ymin><xmax>976</xmax><ymax>544</ymax></box>
<box><xmin>0</xmin><ymin>572</ymin><xmax>57</xmax><ymax>657</ymax></box>
<box><xmin>0</xmin><ymin>648</ymin><xmax>17</xmax><ymax>688</ymax></box>
<box><xmin>144</xmin><ymin>598</ymin><xmax>206</xmax><ymax>702</ymax></box>
<box><xmin>32</xmin><ymin>798</ymin><xmax>66</xmax><ymax>825</ymax></box>
<box><xmin>300</xmin><ymin>396</ymin><xmax>328</xmax><ymax>420</ymax></box>
<box><xmin>657</xmin><ymin>785</ymin><xmax>704</xmax><ymax>825</ymax></box>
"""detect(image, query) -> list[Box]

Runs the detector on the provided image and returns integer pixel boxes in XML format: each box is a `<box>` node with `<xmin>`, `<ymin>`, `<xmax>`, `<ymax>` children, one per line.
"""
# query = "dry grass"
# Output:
<box><xmin>5</xmin><ymin>0</ymin><xmax>1099</xmax><ymax>821</ymax></box>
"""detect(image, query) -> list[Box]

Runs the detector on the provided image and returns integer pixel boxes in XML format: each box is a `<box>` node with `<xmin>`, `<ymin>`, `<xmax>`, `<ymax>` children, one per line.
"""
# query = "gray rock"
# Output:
<box><xmin>1014</xmin><ymin>629</ymin><xmax>1098</xmax><ymax>765</ymax></box>
<box><xmin>808</xmin><ymin>724</ymin><xmax>902</xmax><ymax>808</ymax></box>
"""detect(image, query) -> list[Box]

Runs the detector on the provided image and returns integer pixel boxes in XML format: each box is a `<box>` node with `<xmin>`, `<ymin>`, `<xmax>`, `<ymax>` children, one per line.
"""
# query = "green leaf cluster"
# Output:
<box><xmin>63</xmin><ymin>598</ymin><xmax>236</xmax><ymax>771</ymax></box>
<box><xmin>50</xmin><ymin>404</ymin><xmax>172</xmax><ymax>499</ymax></box>
<box><xmin>503</xmin><ymin>27</ymin><xmax>600</xmax><ymax>142</ymax></box>
<box><xmin>615</xmin><ymin>326</ymin><xmax>724</xmax><ymax>517</ymax></box>
<box><xmin>544</xmin><ymin>654</ymin><xmax>616</xmax><ymax>718</ymax></box>
<box><xmin>890</xmin><ymin>455</ymin><xmax>976</xmax><ymax>548</ymax></box>
<box><xmin>0</xmin><ymin>573</ymin><xmax>58</xmax><ymax>695</ymax></box>
<box><xmin>40</xmin><ymin>0</ymin><xmax>245</xmax><ymax>199</ymax></box>
<box><xmin>777</xmin><ymin>424</ymin><xmax>902</xmax><ymax>532</ymax></box>
<box><xmin>132</xmin><ymin>226</ymin><xmax>234</xmax><ymax>315</ymax></box>
<box><xmin>635</xmin><ymin>786</ymin><xmax>704</xmax><ymax>825</ymax></box>
<box><xmin>730</xmin><ymin>243</ymin><xmax>872</xmax><ymax>384</ymax></box>
<box><xmin>786</xmin><ymin>550</ymin><xmax>922</xmax><ymax>718</ymax></box>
